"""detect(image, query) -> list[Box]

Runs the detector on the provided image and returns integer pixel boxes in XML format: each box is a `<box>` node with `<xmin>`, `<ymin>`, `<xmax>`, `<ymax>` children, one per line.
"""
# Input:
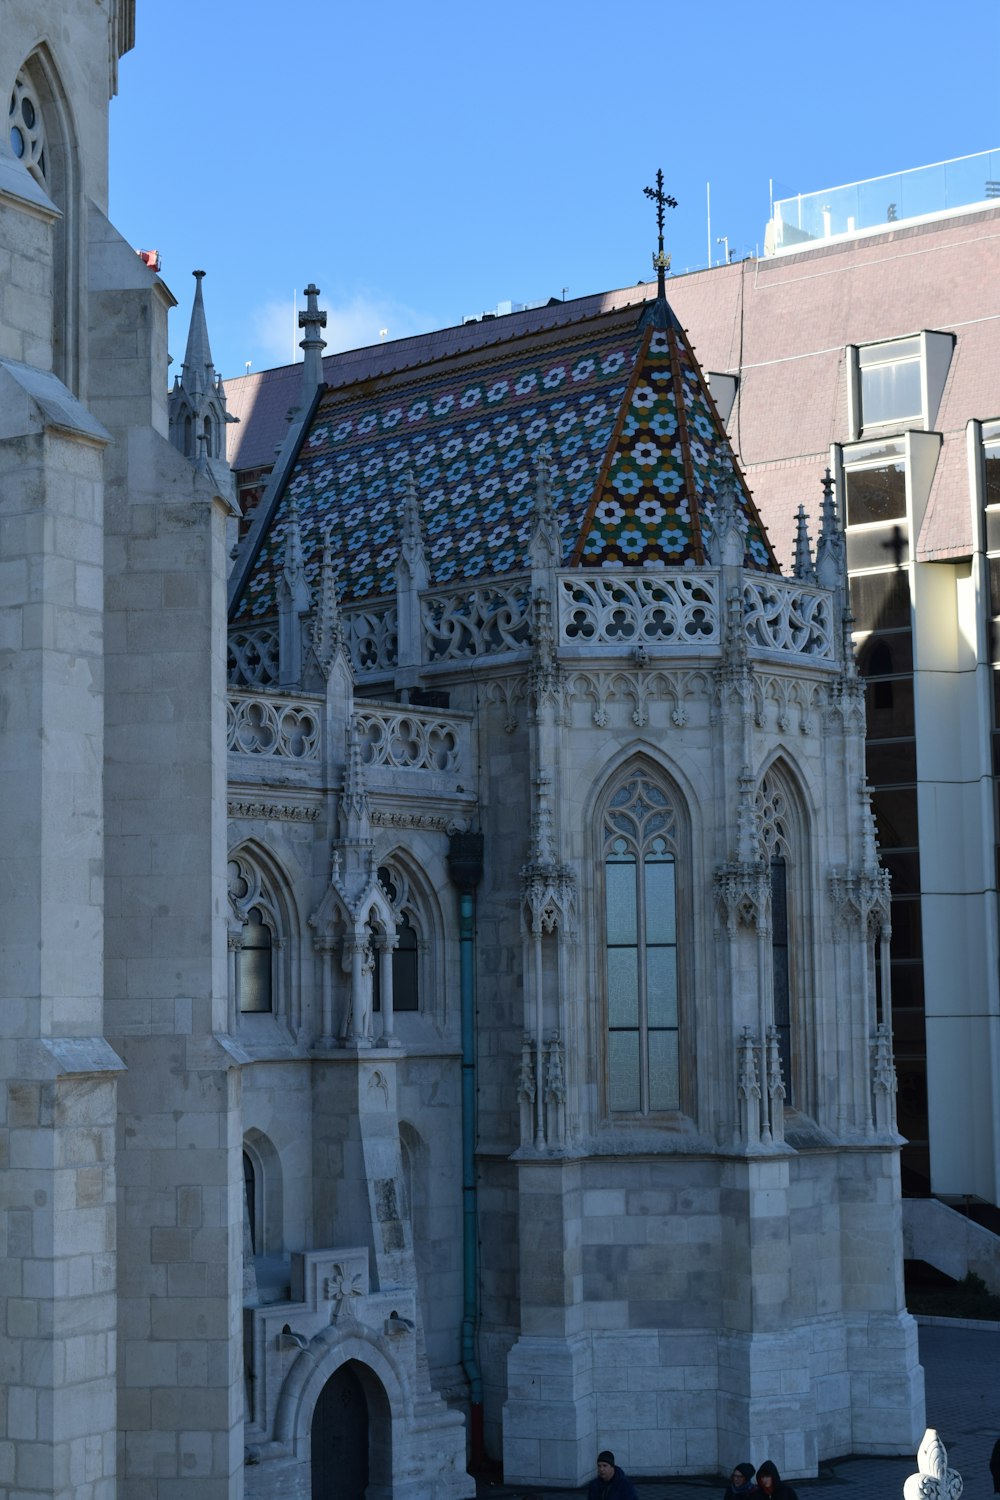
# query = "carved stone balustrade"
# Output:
<box><xmin>293</xmin><ymin>566</ymin><xmax>844</xmax><ymax>683</ymax></box>
<box><xmin>353</xmin><ymin>703</ymin><xmax>469</xmax><ymax>776</ymax></box>
<box><xmin>228</xmin><ymin>623</ymin><xmax>280</xmax><ymax>687</ymax></box>
<box><xmin>742</xmin><ymin>575</ymin><xmax>835</xmax><ymax>660</ymax></box>
<box><xmin>342</xmin><ymin>599</ymin><xmax>398</xmax><ymax>675</ymax></box>
<box><xmin>558</xmin><ymin>570</ymin><xmax>720</xmax><ymax>649</ymax></box>
<box><xmin>421</xmin><ymin>577</ymin><xmax>532</xmax><ymax>662</ymax></box>
<box><xmin>554</xmin><ymin>568</ymin><xmax>838</xmax><ymax>664</ymax></box>
<box><xmin>227</xmin><ymin>690</ymin><xmax>322</xmax><ymax>761</ymax></box>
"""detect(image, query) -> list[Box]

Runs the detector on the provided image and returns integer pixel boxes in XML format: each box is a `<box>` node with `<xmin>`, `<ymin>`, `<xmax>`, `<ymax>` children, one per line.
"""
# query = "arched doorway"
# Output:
<box><xmin>311</xmin><ymin>1361</ymin><xmax>368</xmax><ymax>1500</ymax></box>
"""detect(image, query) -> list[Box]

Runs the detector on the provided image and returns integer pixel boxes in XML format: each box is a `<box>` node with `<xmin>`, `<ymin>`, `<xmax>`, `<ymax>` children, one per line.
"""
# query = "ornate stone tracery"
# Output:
<box><xmin>9</xmin><ymin>71</ymin><xmax>47</xmax><ymax>184</ymax></box>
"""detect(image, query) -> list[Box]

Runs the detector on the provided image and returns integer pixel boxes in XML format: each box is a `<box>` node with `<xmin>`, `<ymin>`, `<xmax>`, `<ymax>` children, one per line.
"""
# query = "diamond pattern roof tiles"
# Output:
<box><xmin>231</xmin><ymin>298</ymin><xmax>777</xmax><ymax>623</ymax></box>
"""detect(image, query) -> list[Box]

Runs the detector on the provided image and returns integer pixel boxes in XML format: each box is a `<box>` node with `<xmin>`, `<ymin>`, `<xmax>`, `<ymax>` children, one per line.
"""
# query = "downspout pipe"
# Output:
<box><xmin>447</xmin><ymin>830</ymin><xmax>485</xmax><ymax>1469</ymax></box>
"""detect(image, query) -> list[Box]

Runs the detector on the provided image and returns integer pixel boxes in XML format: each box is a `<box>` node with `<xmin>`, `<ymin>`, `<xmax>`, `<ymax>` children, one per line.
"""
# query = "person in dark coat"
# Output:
<box><xmin>989</xmin><ymin>1437</ymin><xmax>1000</xmax><ymax>1494</ymax></box>
<box><xmin>756</xmin><ymin>1459</ymin><xmax>798</xmax><ymax>1500</ymax></box>
<box><xmin>724</xmin><ymin>1462</ymin><xmax>757</xmax><ymax>1500</ymax></box>
<box><xmin>586</xmin><ymin>1450</ymin><xmax>639</xmax><ymax>1500</ymax></box>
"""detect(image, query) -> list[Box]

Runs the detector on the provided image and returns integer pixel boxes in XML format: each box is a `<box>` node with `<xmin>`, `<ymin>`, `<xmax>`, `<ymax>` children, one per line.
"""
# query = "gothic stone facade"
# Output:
<box><xmin>0</xmin><ymin>3</ymin><xmax>923</xmax><ymax>1498</ymax></box>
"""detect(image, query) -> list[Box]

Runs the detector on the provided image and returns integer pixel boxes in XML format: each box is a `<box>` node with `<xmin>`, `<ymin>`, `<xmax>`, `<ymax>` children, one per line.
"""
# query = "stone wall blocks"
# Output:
<box><xmin>501</xmin><ymin>1435</ymin><xmax>540</xmax><ymax>1479</ymax></box>
<box><xmin>625</xmin><ymin>1363</ymin><xmax>687</xmax><ymax>1393</ymax></box>
<box><xmin>123</xmin><ymin>1429</ymin><xmax>179</xmax><ymax>1478</ymax></box>
<box><xmin>681</xmin><ymin>1425</ymin><xmax>719</xmax><ymax>1468</ymax></box>
<box><xmin>779</xmin><ymin>1365</ymin><xmax>811</xmax><ymax>1395</ymax></box>
<box><xmin>176</xmin><ymin>1341</ymin><xmax>209</xmax><ymax>1388</ymax></box>
<box><xmin>655</xmin><ymin>1390</ymin><xmax>713</xmax><ymax>1430</ymax></box>
<box><xmin>125</xmin><ymin>1340</ymin><xmax>178</xmax><ymax>1389</ymax></box>
<box><xmin>661</xmin><ymin>1331</ymin><xmax>720</xmax><ymax>1368</ymax></box>
<box><xmin>629</xmin><ymin>1298</ymin><xmax>709</xmax><ymax>1329</ymax></box>
<box><xmin>814</xmin><ymin>1371</ymin><xmax>850</xmax><ymax>1413</ymax></box>
<box><xmin>593</xmin><ymin>1389</ymin><xmax>657</xmax><ymax>1430</ymax></box>
<box><xmin>149</xmin><ymin>1297</ymin><xmax>231</xmax><ymax>1342</ymax></box>
<box><xmin>586</xmin><ymin>1300</ymin><xmax>629</xmax><ymax>1330</ymax></box>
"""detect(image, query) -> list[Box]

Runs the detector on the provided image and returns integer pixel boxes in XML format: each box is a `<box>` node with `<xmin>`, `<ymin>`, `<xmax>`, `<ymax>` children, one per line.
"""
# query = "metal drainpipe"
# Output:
<box><xmin>447</xmin><ymin>830</ymin><xmax>485</xmax><ymax>1469</ymax></box>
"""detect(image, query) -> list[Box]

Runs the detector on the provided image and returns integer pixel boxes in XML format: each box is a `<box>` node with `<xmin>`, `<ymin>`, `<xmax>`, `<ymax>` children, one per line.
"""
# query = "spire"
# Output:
<box><xmin>734</xmin><ymin>765</ymin><xmax>759</xmax><ymax>866</ymax></box>
<box><xmin>181</xmin><ymin>270</ymin><xmax>216</xmax><ymax>398</ymax></box>
<box><xmin>168</xmin><ymin>270</ymin><xmax>236</xmax><ymax>465</ymax></box>
<box><xmin>815</xmin><ymin>468</ymin><xmax>846</xmax><ymax>592</ymax></box>
<box><xmin>298</xmin><ymin>282</ymin><xmax>328</xmax><ymax>394</ymax></box>
<box><xmin>704</xmin><ymin>482</ymin><xmax>748</xmax><ymax>567</ymax></box>
<box><xmin>792</xmin><ymin>504</ymin><xmax>817</xmax><ymax>582</ymax></box>
<box><xmin>527</xmin><ymin>448</ymin><xmax>563</xmax><ymax>572</ymax></box>
<box><xmin>282</xmin><ymin>494</ymin><xmax>305</xmax><ymax>592</ymax></box>
<box><xmin>309</xmin><ymin>531</ymin><xmax>343</xmax><ymax>676</ymax></box>
<box><xmin>397</xmin><ymin>472</ymin><xmax>429</xmax><ymax>590</ymax></box>
<box><xmin>573</xmin><ymin>230</ymin><xmax>779</xmax><ymax>573</ymax></box>
<box><xmin>340</xmin><ymin>719</ymin><xmax>371</xmax><ymax>831</ymax></box>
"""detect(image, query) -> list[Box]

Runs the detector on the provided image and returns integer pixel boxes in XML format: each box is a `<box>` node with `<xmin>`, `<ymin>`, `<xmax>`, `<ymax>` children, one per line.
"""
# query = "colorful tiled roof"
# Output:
<box><xmin>231</xmin><ymin>296</ymin><xmax>777</xmax><ymax>623</ymax></box>
<box><xmin>574</xmin><ymin>316</ymin><xmax>773</xmax><ymax>569</ymax></box>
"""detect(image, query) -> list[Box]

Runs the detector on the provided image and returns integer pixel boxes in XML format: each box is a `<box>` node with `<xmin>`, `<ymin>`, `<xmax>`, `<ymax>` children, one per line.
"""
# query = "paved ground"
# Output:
<box><xmin>477</xmin><ymin>1320</ymin><xmax>1000</xmax><ymax>1500</ymax></box>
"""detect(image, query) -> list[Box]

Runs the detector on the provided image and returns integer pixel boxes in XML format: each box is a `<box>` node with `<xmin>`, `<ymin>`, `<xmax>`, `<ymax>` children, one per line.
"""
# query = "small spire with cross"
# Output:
<box><xmin>643</xmin><ymin>169</ymin><xmax>678</xmax><ymax>299</ymax></box>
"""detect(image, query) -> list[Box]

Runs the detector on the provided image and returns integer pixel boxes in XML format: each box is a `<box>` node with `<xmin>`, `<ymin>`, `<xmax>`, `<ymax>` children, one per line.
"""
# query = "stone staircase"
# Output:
<box><xmin>902</xmin><ymin>1196</ymin><xmax>1000</xmax><ymax>1294</ymax></box>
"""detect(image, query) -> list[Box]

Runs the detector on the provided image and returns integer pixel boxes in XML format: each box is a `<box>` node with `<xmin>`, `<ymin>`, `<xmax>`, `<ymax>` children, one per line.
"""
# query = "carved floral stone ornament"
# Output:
<box><xmin>903</xmin><ymin>1429</ymin><xmax>962</xmax><ymax>1500</ymax></box>
<box><xmin>325</xmin><ymin>1264</ymin><xmax>365</xmax><ymax>1321</ymax></box>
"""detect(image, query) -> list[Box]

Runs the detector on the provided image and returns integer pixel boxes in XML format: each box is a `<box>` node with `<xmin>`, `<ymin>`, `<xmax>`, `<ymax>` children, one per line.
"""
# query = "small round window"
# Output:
<box><xmin>9</xmin><ymin>73</ymin><xmax>45</xmax><ymax>183</ymax></box>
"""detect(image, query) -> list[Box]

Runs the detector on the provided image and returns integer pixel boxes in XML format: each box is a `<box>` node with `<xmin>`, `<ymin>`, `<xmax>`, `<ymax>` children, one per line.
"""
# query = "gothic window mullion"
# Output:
<box><xmin>604</xmin><ymin>773</ymin><xmax>680</xmax><ymax>1116</ymax></box>
<box><xmin>637</xmin><ymin>858</ymin><xmax>650</xmax><ymax>1113</ymax></box>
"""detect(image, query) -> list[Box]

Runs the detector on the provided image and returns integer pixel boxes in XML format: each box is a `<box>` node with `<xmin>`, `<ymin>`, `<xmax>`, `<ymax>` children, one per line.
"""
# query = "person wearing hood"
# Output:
<box><xmin>586</xmin><ymin>1450</ymin><xmax>639</xmax><ymax>1500</ymax></box>
<box><xmin>756</xmin><ymin>1459</ymin><xmax>798</xmax><ymax>1500</ymax></box>
<box><xmin>725</xmin><ymin>1462</ymin><xmax>757</xmax><ymax>1500</ymax></box>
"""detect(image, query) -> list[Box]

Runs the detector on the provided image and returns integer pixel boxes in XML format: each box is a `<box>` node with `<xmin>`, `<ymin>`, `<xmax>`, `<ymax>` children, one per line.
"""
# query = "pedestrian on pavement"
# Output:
<box><xmin>989</xmin><ymin>1437</ymin><xmax>1000</xmax><ymax>1493</ymax></box>
<box><xmin>587</xmin><ymin>1449</ymin><xmax>639</xmax><ymax>1500</ymax></box>
<box><xmin>756</xmin><ymin>1459</ymin><xmax>798</xmax><ymax>1500</ymax></box>
<box><xmin>724</xmin><ymin>1461</ymin><xmax>757</xmax><ymax>1500</ymax></box>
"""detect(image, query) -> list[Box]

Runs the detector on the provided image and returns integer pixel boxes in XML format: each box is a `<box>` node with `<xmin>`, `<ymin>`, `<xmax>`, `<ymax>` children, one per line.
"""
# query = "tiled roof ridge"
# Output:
<box><xmin>314</xmin><ymin>302</ymin><xmax>646</xmax><ymax>408</ymax></box>
<box><xmin>569</xmin><ymin>324</ymin><xmax>654</xmax><ymax>565</ymax></box>
<box><xmin>226</xmin><ymin>285</ymin><xmax>657</xmax><ymax>400</ymax></box>
<box><xmin>673</xmin><ymin>317</ymin><xmax>779</xmax><ymax>569</ymax></box>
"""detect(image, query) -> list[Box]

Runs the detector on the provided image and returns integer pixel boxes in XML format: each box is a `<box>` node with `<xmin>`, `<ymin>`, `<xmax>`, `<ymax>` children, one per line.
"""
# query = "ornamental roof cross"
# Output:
<box><xmin>643</xmin><ymin>168</ymin><xmax>678</xmax><ymax>296</ymax></box>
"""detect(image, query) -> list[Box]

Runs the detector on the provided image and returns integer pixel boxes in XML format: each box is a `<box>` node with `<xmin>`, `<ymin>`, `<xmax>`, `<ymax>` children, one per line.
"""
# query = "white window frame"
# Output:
<box><xmin>847</xmin><ymin>330</ymin><xmax>955</xmax><ymax>440</ymax></box>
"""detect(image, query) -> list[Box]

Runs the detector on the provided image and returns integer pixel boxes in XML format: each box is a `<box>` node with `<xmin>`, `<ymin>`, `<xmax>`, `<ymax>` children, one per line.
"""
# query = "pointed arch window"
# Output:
<box><xmin>228</xmin><ymin>853</ymin><xmax>286</xmax><ymax>1019</ymax></box>
<box><xmin>239</xmin><ymin>908</ymin><xmax>273</xmax><ymax>1013</ymax></box>
<box><xmin>373</xmin><ymin>865</ymin><xmax>420</xmax><ymax>1014</ymax></box>
<box><xmin>603</xmin><ymin>772</ymin><xmax>680</xmax><ymax>1113</ymax></box>
<box><xmin>757</xmin><ymin>771</ymin><xmax>795</xmax><ymax>1103</ymax></box>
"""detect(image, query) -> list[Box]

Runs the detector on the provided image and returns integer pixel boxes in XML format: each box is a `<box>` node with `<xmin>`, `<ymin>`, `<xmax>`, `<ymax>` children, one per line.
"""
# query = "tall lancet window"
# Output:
<box><xmin>603</xmin><ymin>771</ymin><xmax>680</xmax><ymax>1113</ymax></box>
<box><xmin>757</xmin><ymin>771</ymin><xmax>794</xmax><ymax>1103</ymax></box>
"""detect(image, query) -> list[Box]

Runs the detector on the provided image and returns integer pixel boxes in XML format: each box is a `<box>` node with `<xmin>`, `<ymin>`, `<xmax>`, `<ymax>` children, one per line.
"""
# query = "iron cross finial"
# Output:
<box><xmin>643</xmin><ymin>169</ymin><xmax>678</xmax><ymax>295</ymax></box>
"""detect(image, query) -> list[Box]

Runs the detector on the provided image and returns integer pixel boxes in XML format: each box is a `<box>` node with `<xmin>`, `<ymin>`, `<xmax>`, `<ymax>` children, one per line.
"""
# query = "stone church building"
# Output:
<box><xmin>1</xmin><ymin>4</ymin><xmax>924</xmax><ymax>1498</ymax></box>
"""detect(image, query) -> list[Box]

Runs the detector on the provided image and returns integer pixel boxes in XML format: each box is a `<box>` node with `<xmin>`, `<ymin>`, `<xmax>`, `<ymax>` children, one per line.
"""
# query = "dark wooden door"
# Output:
<box><xmin>311</xmin><ymin>1363</ymin><xmax>369</xmax><ymax>1500</ymax></box>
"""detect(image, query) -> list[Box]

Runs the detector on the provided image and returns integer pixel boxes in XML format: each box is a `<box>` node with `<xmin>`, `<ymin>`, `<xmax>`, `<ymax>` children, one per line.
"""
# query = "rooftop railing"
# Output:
<box><xmin>766</xmin><ymin>148</ymin><xmax>1000</xmax><ymax>255</ymax></box>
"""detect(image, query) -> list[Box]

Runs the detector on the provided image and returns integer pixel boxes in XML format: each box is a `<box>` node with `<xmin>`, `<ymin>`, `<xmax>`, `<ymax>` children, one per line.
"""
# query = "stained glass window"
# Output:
<box><xmin>603</xmin><ymin>773</ymin><xmax>679</xmax><ymax>1113</ymax></box>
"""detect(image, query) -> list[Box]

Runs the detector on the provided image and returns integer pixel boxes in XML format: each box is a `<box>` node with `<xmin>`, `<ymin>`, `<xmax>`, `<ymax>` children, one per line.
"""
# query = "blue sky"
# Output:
<box><xmin>110</xmin><ymin>0</ymin><xmax>1000</xmax><ymax>383</ymax></box>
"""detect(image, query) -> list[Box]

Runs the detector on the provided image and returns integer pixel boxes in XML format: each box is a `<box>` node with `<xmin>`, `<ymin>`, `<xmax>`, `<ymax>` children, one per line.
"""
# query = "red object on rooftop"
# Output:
<box><xmin>137</xmin><ymin>249</ymin><xmax>161</xmax><ymax>271</ymax></box>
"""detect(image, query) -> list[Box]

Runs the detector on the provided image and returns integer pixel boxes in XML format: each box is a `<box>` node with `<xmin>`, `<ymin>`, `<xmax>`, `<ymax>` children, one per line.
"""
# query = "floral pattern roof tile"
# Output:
<box><xmin>574</xmin><ymin>324</ymin><xmax>774</xmax><ymax>570</ymax></box>
<box><xmin>231</xmin><ymin>304</ymin><xmax>775</xmax><ymax>624</ymax></box>
<box><xmin>233</xmin><ymin>322</ymin><xmax>639</xmax><ymax>621</ymax></box>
